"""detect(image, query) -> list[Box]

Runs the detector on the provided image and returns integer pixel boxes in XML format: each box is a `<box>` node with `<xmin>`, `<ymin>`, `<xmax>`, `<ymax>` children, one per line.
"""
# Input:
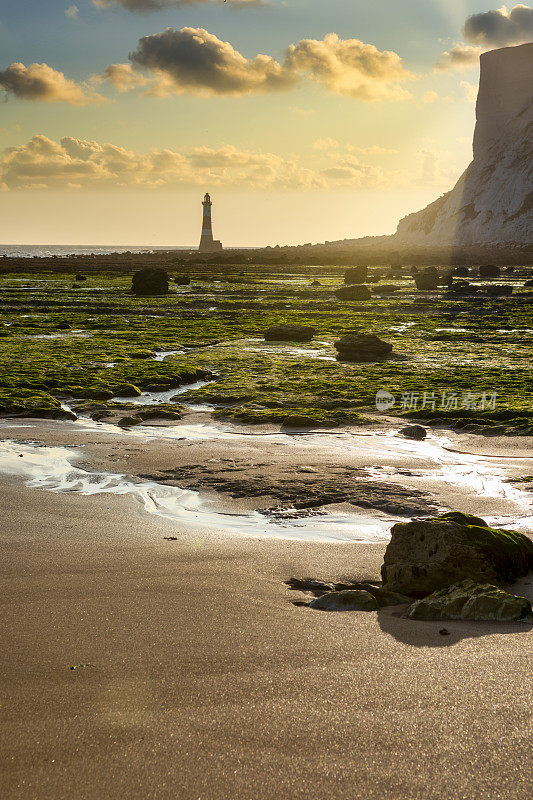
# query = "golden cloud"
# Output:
<box><xmin>0</xmin><ymin>62</ymin><xmax>104</xmax><ymax>105</ymax></box>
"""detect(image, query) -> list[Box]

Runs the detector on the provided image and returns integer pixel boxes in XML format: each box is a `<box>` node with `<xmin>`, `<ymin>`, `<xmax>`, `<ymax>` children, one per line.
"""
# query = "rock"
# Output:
<box><xmin>334</xmin><ymin>333</ymin><xmax>393</xmax><ymax>362</ymax></box>
<box><xmin>381</xmin><ymin>513</ymin><xmax>533</xmax><ymax>597</ymax></box>
<box><xmin>264</xmin><ymin>324</ymin><xmax>315</xmax><ymax>342</ymax></box>
<box><xmin>56</xmin><ymin>321</ymin><xmax>71</xmax><ymax>330</ymax></box>
<box><xmin>407</xmin><ymin>579</ymin><xmax>533</xmax><ymax>623</ymax></box>
<box><xmin>414</xmin><ymin>268</ymin><xmax>439</xmax><ymax>290</ymax></box>
<box><xmin>286</xmin><ymin>578</ymin><xmax>334</xmax><ymax>594</ymax></box>
<box><xmin>439</xmin><ymin>511</ymin><xmax>489</xmax><ymax>527</ymax></box>
<box><xmin>332</xmin><ymin>583</ymin><xmax>409</xmax><ymax>607</ymax></box>
<box><xmin>344</xmin><ymin>266</ymin><xmax>368</xmax><ymax>284</ymax></box>
<box><xmin>310</xmin><ymin>280</ymin><xmax>322</xmax><ymax>286</ymax></box>
<box><xmin>484</xmin><ymin>284</ymin><xmax>513</xmax><ymax>296</ymax></box>
<box><xmin>399</xmin><ymin>425</ymin><xmax>427</xmax><ymax>440</ymax></box>
<box><xmin>447</xmin><ymin>280</ymin><xmax>479</xmax><ymax>295</ymax></box>
<box><xmin>372</xmin><ymin>284</ymin><xmax>399</xmax><ymax>295</ymax></box>
<box><xmin>175</xmin><ymin>275</ymin><xmax>191</xmax><ymax>285</ymax></box>
<box><xmin>524</xmin><ymin>278</ymin><xmax>533</xmax><ymax>287</ymax></box>
<box><xmin>453</xmin><ymin>266</ymin><xmax>470</xmax><ymax>277</ymax></box>
<box><xmin>131</xmin><ymin>268</ymin><xmax>169</xmax><ymax>296</ymax></box>
<box><xmin>74</xmin><ymin>273</ymin><xmax>87</xmax><ymax>281</ymax></box>
<box><xmin>310</xmin><ymin>590</ymin><xmax>379</xmax><ymax>611</ymax></box>
<box><xmin>334</xmin><ymin>284</ymin><xmax>372</xmax><ymax>301</ymax></box>
<box><xmin>479</xmin><ymin>264</ymin><xmax>501</xmax><ymax>279</ymax></box>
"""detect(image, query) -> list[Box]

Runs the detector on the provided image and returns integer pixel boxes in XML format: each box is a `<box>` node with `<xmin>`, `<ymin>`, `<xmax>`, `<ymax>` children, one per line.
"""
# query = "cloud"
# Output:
<box><xmin>1</xmin><ymin>135</ymin><xmax>456</xmax><ymax>193</ymax></box>
<box><xmin>463</xmin><ymin>4</ymin><xmax>533</xmax><ymax>47</ymax></box>
<box><xmin>94</xmin><ymin>63</ymin><xmax>150</xmax><ymax>92</ymax></box>
<box><xmin>128</xmin><ymin>27</ymin><xmax>295</xmax><ymax>96</ymax></box>
<box><xmin>313</xmin><ymin>138</ymin><xmax>339</xmax><ymax>151</ymax></box>
<box><xmin>284</xmin><ymin>33</ymin><xmax>414</xmax><ymax>101</ymax></box>
<box><xmin>435</xmin><ymin>43</ymin><xmax>483</xmax><ymax>71</ymax></box>
<box><xmin>65</xmin><ymin>4</ymin><xmax>79</xmax><ymax>17</ymax></box>
<box><xmin>93</xmin><ymin>0</ymin><xmax>261</xmax><ymax>12</ymax></box>
<box><xmin>0</xmin><ymin>62</ymin><xmax>104</xmax><ymax>105</ymax></box>
<box><xmin>0</xmin><ymin>135</ymin><xmax>324</xmax><ymax>190</ymax></box>
<box><xmin>460</xmin><ymin>80</ymin><xmax>478</xmax><ymax>102</ymax></box>
<box><xmin>98</xmin><ymin>27</ymin><xmax>413</xmax><ymax>101</ymax></box>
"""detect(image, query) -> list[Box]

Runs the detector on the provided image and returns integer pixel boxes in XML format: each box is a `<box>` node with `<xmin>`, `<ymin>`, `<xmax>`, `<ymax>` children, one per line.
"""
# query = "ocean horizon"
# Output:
<box><xmin>0</xmin><ymin>244</ymin><xmax>195</xmax><ymax>258</ymax></box>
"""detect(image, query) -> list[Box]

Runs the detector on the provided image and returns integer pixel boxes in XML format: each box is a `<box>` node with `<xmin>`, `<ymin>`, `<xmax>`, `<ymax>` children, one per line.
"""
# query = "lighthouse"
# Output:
<box><xmin>199</xmin><ymin>193</ymin><xmax>223</xmax><ymax>252</ymax></box>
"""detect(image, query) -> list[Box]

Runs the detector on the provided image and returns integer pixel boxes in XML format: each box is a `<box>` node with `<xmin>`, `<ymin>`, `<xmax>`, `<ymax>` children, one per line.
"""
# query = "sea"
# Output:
<box><xmin>0</xmin><ymin>245</ymin><xmax>192</xmax><ymax>258</ymax></box>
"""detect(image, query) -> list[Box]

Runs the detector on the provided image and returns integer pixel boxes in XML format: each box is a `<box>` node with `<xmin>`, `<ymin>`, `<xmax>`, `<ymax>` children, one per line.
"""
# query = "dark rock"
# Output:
<box><xmin>56</xmin><ymin>321</ymin><xmax>71</xmax><ymax>330</ymax></box>
<box><xmin>453</xmin><ymin>266</ymin><xmax>470</xmax><ymax>277</ymax></box>
<box><xmin>372</xmin><ymin>284</ymin><xmax>400</xmax><ymax>295</ymax></box>
<box><xmin>332</xmin><ymin>583</ymin><xmax>409</xmax><ymax>607</ymax></box>
<box><xmin>264</xmin><ymin>324</ymin><xmax>315</xmax><ymax>342</ymax></box>
<box><xmin>381</xmin><ymin>513</ymin><xmax>533</xmax><ymax>597</ymax></box>
<box><xmin>334</xmin><ymin>284</ymin><xmax>372</xmax><ymax>301</ymax></box>
<box><xmin>310</xmin><ymin>589</ymin><xmax>379</xmax><ymax>611</ymax></box>
<box><xmin>310</xmin><ymin>280</ymin><xmax>322</xmax><ymax>286</ymax></box>
<box><xmin>344</xmin><ymin>266</ymin><xmax>368</xmax><ymax>284</ymax></box>
<box><xmin>74</xmin><ymin>274</ymin><xmax>87</xmax><ymax>281</ymax></box>
<box><xmin>399</xmin><ymin>425</ymin><xmax>427</xmax><ymax>440</ymax></box>
<box><xmin>447</xmin><ymin>280</ymin><xmax>479</xmax><ymax>296</ymax></box>
<box><xmin>335</xmin><ymin>333</ymin><xmax>393</xmax><ymax>362</ymax></box>
<box><xmin>439</xmin><ymin>628</ymin><xmax>450</xmax><ymax>635</ymax></box>
<box><xmin>131</xmin><ymin>268</ymin><xmax>169</xmax><ymax>296</ymax></box>
<box><xmin>414</xmin><ymin>267</ymin><xmax>439</xmax><ymax>290</ymax></box>
<box><xmin>174</xmin><ymin>275</ymin><xmax>191</xmax><ymax>285</ymax></box>
<box><xmin>407</xmin><ymin>579</ymin><xmax>533</xmax><ymax>622</ymax></box>
<box><xmin>286</xmin><ymin>578</ymin><xmax>334</xmax><ymax>594</ymax></box>
<box><xmin>524</xmin><ymin>278</ymin><xmax>533</xmax><ymax>287</ymax></box>
<box><xmin>479</xmin><ymin>264</ymin><xmax>501</xmax><ymax>279</ymax></box>
<box><xmin>485</xmin><ymin>284</ymin><xmax>513</xmax><ymax>296</ymax></box>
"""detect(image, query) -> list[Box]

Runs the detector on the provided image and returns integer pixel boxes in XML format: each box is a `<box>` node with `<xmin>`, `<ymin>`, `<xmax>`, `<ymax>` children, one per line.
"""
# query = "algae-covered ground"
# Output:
<box><xmin>0</xmin><ymin>266</ymin><xmax>531</xmax><ymax>433</ymax></box>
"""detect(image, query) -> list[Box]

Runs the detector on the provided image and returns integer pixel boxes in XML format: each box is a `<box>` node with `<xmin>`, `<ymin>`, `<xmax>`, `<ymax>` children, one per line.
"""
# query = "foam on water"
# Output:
<box><xmin>0</xmin><ymin>440</ymin><xmax>394</xmax><ymax>542</ymax></box>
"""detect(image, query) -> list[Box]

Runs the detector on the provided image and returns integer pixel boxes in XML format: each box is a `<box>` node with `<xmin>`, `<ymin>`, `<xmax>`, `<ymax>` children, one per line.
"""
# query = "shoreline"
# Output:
<box><xmin>1</xmin><ymin>468</ymin><xmax>532</xmax><ymax>799</ymax></box>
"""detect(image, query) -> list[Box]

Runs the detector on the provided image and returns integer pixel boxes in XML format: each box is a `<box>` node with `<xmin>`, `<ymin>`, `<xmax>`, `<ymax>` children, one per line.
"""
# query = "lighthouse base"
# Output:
<box><xmin>199</xmin><ymin>236</ymin><xmax>223</xmax><ymax>253</ymax></box>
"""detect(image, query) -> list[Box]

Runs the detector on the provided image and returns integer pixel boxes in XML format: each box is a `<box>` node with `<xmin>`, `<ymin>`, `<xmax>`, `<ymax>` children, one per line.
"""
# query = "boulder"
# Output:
<box><xmin>407</xmin><ymin>579</ymin><xmax>532</xmax><ymax>623</ymax></box>
<box><xmin>310</xmin><ymin>280</ymin><xmax>322</xmax><ymax>286</ymax></box>
<box><xmin>175</xmin><ymin>275</ymin><xmax>191</xmax><ymax>285</ymax></box>
<box><xmin>447</xmin><ymin>280</ymin><xmax>478</xmax><ymax>295</ymax></box>
<box><xmin>344</xmin><ymin>266</ymin><xmax>368</xmax><ymax>284</ymax></box>
<box><xmin>479</xmin><ymin>264</ymin><xmax>501</xmax><ymax>279</ymax></box>
<box><xmin>399</xmin><ymin>425</ymin><xmax>427</xmax><ymax>440</ymax></box>
<box><xmin>335</xmin><ymin>284</ymin><xmax>372</xmax><ymax>301</ymax></box>
<box><xmin>310</xmin><ymin>590</ymin><xmax>379</xmax><ymax>611</ymax></box>
<box><xmin>131</xmin><ymin>268</ymin><xmax>169</xmax><ymax>296</ymax></box>
<box><xmin>485</xmin><ymin>284</ymin><xmax>513</xmax><ymax>296</ymax></box>
<box><xmin>335</xmin><ymin>333</ymin><xmax>393</xmax><ymax>363</ymax></box>
<box><xmin>264</xmin><ymin>324</ymin><xmax>315</xmax><ymax>342</ymax></box>
<box><xmin>524</xmin><ymin>278</ymin><xmax>533</xmax><ymax>287</ymax></box>
<box><xmin>414</xmin><ymin>268</ymin><xmax>439</xmax><ymax>290</ymax></box>
<box><xmin>372</xmin><ymin>284</ymin><xmax>400</xmax><ymax>295</ymax></box>
<box><xmin>74</xmin><ymin>273</ymin><xmax>87</xmax><ymax>281</ymax></box>
<box><xmin>381</xmin><ymin>512</ymin><xmax>533</xmax><ymax>597</ymax></box>
<box><xmin>453</xmin><ymin>266</ymin><xmax>470</xmax><ymax>277</ymax></box>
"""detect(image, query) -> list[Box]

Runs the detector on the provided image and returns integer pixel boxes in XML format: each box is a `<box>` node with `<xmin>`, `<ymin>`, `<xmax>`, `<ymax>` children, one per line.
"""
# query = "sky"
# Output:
<box><xmin>0</xmin><ymin>1</ymin><xmax>531</xmax><ymax>247</ymax></box>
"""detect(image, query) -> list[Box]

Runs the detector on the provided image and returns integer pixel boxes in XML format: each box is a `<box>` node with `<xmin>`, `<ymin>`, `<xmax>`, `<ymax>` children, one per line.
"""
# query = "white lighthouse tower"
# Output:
<box><xmin>199</xmin><ymin>193</ymin><xmax>223</xmax><ymax>252</ymax></box>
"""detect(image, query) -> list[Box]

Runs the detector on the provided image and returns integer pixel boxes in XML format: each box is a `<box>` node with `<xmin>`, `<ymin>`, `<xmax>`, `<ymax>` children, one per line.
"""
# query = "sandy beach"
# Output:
<box><xmin>1</xmin><ymin>416</ymin><xmax>532</xmax><ymax>800</ymax></box>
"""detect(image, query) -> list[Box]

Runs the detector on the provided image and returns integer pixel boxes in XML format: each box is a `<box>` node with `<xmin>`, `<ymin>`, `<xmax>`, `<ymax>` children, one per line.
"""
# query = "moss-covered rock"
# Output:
<box><xmin>381</xmin><ymin>512</ymin><xmax>533</xmax><ymax>596</ymax></box>
<box><xmin>407</xmin><ymin>579</ymin><xmax>532</xmax><ymax>622</ymax></box>
<box><xmin>310</xmin><ymin>590</ymin><xmax>379</xmax><ymax>611</ymax></box>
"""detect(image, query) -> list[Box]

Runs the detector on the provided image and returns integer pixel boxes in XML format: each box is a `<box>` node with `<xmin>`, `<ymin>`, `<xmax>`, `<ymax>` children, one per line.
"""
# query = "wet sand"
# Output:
<box><xmin>1</xmin><ymin>477</ymin><xmax>532</xmax><ymax>800</ymax></box>
<box><xmin>1</xmin><ymin>417</ymin><xmax>532</xmax><ymax>799</ymax></box>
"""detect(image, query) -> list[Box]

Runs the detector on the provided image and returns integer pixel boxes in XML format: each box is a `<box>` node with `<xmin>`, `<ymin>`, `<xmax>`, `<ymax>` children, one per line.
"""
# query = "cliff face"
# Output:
<box><xmin>394</xmin><ymin>43</ymin><xmax>533</xmax><ymax>247</ymax></box>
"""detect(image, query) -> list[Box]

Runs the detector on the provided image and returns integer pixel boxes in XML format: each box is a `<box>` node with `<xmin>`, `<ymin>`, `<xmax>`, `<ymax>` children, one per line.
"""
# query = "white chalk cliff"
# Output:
<box><xmin>394</xmin><ymin>43</ymin><xmax>532</xmax><ymax>247</ymax></box>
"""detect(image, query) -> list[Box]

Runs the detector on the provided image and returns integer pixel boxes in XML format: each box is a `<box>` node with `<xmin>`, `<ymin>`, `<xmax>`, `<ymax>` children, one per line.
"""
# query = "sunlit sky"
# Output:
<box><xmin>0</xmin><ymin>1</ymin><xmax>530</xmax><ymax>246</ymax></box>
